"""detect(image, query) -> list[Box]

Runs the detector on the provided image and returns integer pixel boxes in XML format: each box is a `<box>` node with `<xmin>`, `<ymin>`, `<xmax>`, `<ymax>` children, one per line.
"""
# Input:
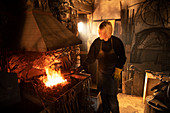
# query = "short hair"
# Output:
<box><xmin>99</xmin><ymin>21</ymin><xmax>112</xmax><ymax>37</ymax></box>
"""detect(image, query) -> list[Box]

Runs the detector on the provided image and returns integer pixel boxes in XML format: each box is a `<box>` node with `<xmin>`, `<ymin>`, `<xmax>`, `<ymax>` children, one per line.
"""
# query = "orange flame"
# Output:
<box><xmin>40</xmin><ymin>67</ymin><xmax>67</xmax><ymax>87</ymax></box>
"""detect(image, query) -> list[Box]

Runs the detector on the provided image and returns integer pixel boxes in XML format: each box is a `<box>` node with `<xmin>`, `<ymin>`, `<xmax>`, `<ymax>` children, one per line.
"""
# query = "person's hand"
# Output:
<box><xmin>113</xmin><ymin>68</ymin><xmax>122</xmax><ymax>80</ymax></box>
<box><xmin>75</xmin><ymin>66</ymin><xmax>84</xmax><ymax>74</ymax></box>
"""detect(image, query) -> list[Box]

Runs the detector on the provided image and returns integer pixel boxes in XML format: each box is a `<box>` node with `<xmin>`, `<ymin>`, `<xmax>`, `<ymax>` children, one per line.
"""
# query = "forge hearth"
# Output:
<box><xmin>2</xmin><ymin>45</ymin><xmax>93</xmax><ymax>113</ymax></box>
<box><xmin>21</xmin><ymin>73</ymin><xmax>92</xmax><ymax>113</ymax></box>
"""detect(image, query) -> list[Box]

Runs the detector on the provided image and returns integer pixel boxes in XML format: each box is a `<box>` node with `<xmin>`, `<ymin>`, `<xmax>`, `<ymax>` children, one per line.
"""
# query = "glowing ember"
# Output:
<box><xmin>40</xmin><ymin>67</ymin><xmax>67</xmax><ymax>87</ymax></box>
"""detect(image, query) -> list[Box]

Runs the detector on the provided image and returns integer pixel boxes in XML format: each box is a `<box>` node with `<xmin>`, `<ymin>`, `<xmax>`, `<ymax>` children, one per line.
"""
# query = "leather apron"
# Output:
<box><xmin>97</xmin><ymin>38</ymin><xmax>118</xmax><ymax>95</ymax></box>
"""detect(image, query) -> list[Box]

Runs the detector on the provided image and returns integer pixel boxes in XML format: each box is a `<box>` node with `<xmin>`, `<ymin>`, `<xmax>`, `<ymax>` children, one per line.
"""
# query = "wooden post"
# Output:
<box><xmin>143</xmin><ymin>72</ymin><xmax>160</xmax><ymax>103</ymax></box>
<box><xmin>122</xmin><ymin>71</ymin><xmax>126</xmax><ymax>94</ymax></box>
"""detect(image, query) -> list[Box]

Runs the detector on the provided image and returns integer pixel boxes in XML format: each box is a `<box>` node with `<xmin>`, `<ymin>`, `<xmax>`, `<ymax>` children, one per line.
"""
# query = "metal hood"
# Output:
<box><xmin>20</xmin><ymin>9</ymin><xmax>81</xmax><ymax>52</ymax></box>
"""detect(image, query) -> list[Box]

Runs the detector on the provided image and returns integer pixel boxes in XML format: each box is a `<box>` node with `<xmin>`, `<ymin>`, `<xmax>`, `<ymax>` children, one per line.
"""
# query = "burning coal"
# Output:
<box><xmin>39</xmin><ymin>67</ymin><xmax>68</xmax><ymax>87</ymax></box>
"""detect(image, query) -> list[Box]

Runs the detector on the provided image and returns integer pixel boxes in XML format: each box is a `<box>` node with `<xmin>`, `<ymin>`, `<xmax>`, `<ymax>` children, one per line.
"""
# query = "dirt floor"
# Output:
<box><xmin>97</xmin><ymin>93</ymin><xmax>145</xmax><ymax>113</ymax></box>
<box><xmin>118</xmin><ymin>93</ymin><xmax>145</xmax><ymax>113</ymax></box>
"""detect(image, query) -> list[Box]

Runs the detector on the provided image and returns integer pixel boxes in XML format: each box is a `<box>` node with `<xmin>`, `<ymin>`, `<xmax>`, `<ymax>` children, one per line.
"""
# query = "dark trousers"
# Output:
<box><xmin>101</xmin><ymin>92</ymin><xmax>119</xmax><ymax>113</ymax></box>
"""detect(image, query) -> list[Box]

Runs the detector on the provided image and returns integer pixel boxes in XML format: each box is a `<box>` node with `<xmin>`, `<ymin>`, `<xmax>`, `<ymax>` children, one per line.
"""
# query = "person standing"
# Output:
<box><xmin>77</xmin><ymin>21</ymin><xmax>126</xmax><ymax>113</ymax></box>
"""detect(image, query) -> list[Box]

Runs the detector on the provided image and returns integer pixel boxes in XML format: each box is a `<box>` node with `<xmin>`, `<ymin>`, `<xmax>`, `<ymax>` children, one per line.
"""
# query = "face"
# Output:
<box><xmin>98</xmin><ymin>29</ymin><xmax>106</xmax><ymax>40</ymax></box>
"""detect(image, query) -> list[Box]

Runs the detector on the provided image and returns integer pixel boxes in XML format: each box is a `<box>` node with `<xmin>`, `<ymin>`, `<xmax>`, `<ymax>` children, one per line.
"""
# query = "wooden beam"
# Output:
<box><xmin>72</xmin><ymin>0</ymin><xmax>92</xmax><ymax>13</ymax></box>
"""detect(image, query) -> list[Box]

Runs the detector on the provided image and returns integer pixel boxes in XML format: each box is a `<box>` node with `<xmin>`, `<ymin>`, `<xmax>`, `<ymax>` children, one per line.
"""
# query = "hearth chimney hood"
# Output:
<box><xmin>20</xmin><ymin>9</ymin><xmax>82</xmax><ymax>52</ymax></box>
<box><xmin>0</xmin><ymin>1</ymin><xmax>82</xmax><ymax>52</ymax></box>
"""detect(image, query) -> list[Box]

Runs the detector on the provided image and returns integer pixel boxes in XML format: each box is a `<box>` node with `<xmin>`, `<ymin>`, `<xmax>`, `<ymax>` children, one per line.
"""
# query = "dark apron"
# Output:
<box><xmin>97</xmin><ymin>38</ymin><xmax>118</xmax><ymax>95</ymax></box>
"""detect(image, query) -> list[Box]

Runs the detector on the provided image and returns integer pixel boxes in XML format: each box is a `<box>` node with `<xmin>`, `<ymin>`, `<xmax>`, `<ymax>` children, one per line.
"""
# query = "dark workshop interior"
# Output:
<box><xmin>0</xmin><ymin>0</ymin><xmax>170</xmax><ymax>113</ymax></box>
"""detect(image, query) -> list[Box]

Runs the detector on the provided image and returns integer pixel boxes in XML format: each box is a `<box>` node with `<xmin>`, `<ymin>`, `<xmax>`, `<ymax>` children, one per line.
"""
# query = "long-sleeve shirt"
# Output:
<box><xmin>82</xmin><ymin>36</ymin><xmax>126</xmax><ymax>69</ymax></box>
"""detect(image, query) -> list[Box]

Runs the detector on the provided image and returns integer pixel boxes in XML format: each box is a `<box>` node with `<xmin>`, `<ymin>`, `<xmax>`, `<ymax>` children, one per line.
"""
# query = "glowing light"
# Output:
<box><xmin>78</xmin><ymin>22</ymin><xmax>83</xmax><ymax>32</ymax></box>
<box><xmin>40</xmin><ymin>67</ymin><xmax>67</xmax><ymax>87</ymax></box>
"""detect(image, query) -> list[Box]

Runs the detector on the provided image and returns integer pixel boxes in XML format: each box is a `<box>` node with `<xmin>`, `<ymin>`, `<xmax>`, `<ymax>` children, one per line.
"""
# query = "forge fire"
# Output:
<box><xmin>39</xmin><ymin>67</ymin><xmax>68</xmax><ymax>87</ymax></box>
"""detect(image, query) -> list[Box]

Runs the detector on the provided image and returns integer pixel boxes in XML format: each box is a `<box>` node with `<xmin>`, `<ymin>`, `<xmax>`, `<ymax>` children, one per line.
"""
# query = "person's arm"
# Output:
<box><xmin>82</xmin><ymin>39</ymin><xmax>99</xmax><ymax>67</ymax></box>
<box><xmin>113</xmin><ymin>37</ymin><xmax>126</xmax><ymax>80</ymax></box>
<box><xmin>114</xmin><ymin>38</ymin><xmax>127</xmax><ymax>69</ymax></box>
<box><xmin>75</xmin><ymin>39</ymin><xmax>99</xmax><ymax>73</ymax></box>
